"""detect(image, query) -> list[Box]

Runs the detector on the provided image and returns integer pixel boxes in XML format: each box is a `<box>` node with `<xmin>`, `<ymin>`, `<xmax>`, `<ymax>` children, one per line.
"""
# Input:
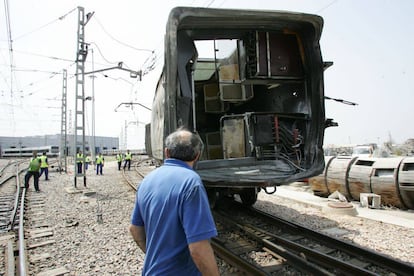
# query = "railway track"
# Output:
<box><xmin>128</xmin><ymin>160</ymin><xmax>414</xmax><ymax>275</ymax></box>
<box><xmin>0</xmin><ymin>159</ymin><xmax>68</xmax><ymax>275</ymax></box>
<box><xmin>212</xmin><ymin>199</ymin><xmax>414</xmax><ymax>275</ymax></box>
<box><xmin>0</xmin><ymin>160</ymin><xmax>22</xmax><ymax>275</ymax></box>
<box><xmin>121</xmin><ymin>156</ymin><xmax>159</xmax><ymax>191</ymax></box>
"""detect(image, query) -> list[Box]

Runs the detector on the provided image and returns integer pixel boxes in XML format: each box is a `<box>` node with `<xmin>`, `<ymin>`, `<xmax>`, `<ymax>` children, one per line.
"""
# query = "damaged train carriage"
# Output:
<box><xmin>147</xmin><ymin>7</ymin><xmax>330</xmax><ymax>205</ymax></box>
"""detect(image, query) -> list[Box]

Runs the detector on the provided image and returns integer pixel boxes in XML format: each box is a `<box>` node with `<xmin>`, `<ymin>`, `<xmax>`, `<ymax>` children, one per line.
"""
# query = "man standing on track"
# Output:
<box><xmin>39</xmin><ymin>151</ymin><xmax>49</xmax><ymax>180</ymax></box>
<box><xmin>123</xmin><ymin>150</ymin><xmax>132</xmax><ymax>171</ymax></box>
<box><xmin>24</xmin><ymin>150</ymin><xmax>42</xmax><ymax>192</ymax></box>
<box><xmin>129</xmin><ymin>128</ymin><xmax>219</xmax><ymax>275</ymax></box>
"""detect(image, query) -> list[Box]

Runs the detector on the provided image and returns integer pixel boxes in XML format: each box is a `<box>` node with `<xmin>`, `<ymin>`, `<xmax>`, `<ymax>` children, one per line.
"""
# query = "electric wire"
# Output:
<box><xmin>93</xmin><ymin>16</ymin><xmax>154</xmax><ymax>53</ymax></box>
<box><xmin>90</xmin><ymin>15</ymin><xmax>159</xmax><ymax>77</ymax></box>
<box><xmin>0</xmin><ymin>7</ymin><xmax>78</xmax><ymax>137</ymax></box>
<box><xmin>315</xmin><ymin>0</ymin><xmax>339</xmax><ymax>13</ymax></box>
<box><xmin>6</xmin><ymin>48</ymin><xmax>74</xmax><ymax>63</ymax></box>
<box><xmin>89</xmin><ymin>42</ymin><xmax>119</xmax><ymax>65</ymax></box>
<box><xmin>13</xmin><ymin>7</ymin><xmax>77</xmax><ymax>41</ymax></box>
<box><xmin>3</xmin><ymin>0</ymin><xmax>16</xmax><ymax>134</ymax></box>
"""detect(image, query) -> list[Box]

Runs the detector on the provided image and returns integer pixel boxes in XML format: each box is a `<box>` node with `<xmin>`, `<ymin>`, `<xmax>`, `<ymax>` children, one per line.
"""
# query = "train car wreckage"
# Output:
<box><xmin>147</xmin><ymin>7</ymin><xmax>334</xmax><ymax>205</ymax></box>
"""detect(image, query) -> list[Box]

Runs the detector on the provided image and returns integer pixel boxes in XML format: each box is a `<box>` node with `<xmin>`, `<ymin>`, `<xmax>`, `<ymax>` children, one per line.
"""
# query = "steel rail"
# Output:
<box><xmin>9</xmin><ymin>166</ymin><xmax>26</xmax><ymax>231</ymax></box>
<box><xmin>211</xmin><ymin>238</ymin><xmax>270</xmax><ymax>275</ymax></box>
<box><xmin>214</xmin><ymin>211</ymin><xmax>334</xmax><ymax>275</ymax></box>
<box><xmin>249</xmin><ymin>206</ymin><xmax>414</xmax><ymax>276</ymax></box>
<box><xmin>238</xmin><ymin>220</ymin><xmax>376</xmax><ymax>275</ymax></box>
<box><xmin>18</xmin><ymin>166</ymin><xmax>28</xmax><ymax>276</ymax></box>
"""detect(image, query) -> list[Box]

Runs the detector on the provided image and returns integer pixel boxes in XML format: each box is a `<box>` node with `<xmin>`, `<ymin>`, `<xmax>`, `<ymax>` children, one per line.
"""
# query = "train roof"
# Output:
<box><xmin>166</xmin><ymin>6</ymin><xmax>323</xmax><ymax>35</ymax></box>
<box><xmin>161</xmin><ymin>6</ymin><xmax>325</xmax><ymax>134</ymax></box>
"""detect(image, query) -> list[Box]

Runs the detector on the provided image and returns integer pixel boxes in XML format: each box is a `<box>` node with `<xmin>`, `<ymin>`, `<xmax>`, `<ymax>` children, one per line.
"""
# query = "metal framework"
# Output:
<box><xmin>74</xmin><ymin>6</ymin><xmax>88</xmax><ymax>187</ymax></box>
<box><xmin>72</xmin><ymin>7</ymin><xmax>141</xmax><ymax>186</ymax></box>
<box><xmin>59</xmin><ymin>69</ymin><xmax>67</xmax><ymax>173</ymax></box>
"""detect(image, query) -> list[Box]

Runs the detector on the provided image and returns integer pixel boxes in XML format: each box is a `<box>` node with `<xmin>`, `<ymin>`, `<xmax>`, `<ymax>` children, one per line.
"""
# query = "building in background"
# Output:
<box><xmin>0</xmin><ymin>134</ymin><xmax>119</xmax><ymax>157</ymax></box>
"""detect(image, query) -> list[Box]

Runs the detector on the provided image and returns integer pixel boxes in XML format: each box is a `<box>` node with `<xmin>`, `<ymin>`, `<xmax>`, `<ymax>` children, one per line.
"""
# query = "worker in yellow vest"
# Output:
<box><xmin>76</xmin><ymin>150</ymin><xmax>84</xmax><ymax>174</ymax></box>
<box><xmin>39</xmin><ymin>151</ymin><xmax>49</xmax><ymax>180</ymax></box>
<box><xmin>116</xmin><ymin>152</ymin><xmax>123</xmax><ymax>171</ymax></box>
<box><xmin>123</xmin><ymin>150</ymin><xmax>132</xmax><ymax>171</ymax></box>
<box><xmin>85</xmin><ymin>155</ymin><xmax>91</xmax><ymax>171</ymax></box>
<box><xmin>95</xmin><ymin>153</ymin><xmax>105</xmax><ymax>175</ymax></box>
<box><xmin>24</xmin><ymin>151</ymin><xmax>41</xmax><ymax>192</ymax></box>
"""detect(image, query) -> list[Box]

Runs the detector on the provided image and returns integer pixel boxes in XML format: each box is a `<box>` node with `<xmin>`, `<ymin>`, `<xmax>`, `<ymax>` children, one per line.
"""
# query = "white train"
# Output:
<box><xmin>1</xmin><ymin>145</ymin><xmax>59</xmax><ymax>157</ymax></box>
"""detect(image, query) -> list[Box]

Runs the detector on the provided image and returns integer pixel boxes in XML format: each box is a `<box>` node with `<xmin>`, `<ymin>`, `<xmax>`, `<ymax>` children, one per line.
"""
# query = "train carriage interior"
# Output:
<box><xmin>170</xmin><ymin>22</ymin><xmax>325</xmax><ymax>204</ymax></box>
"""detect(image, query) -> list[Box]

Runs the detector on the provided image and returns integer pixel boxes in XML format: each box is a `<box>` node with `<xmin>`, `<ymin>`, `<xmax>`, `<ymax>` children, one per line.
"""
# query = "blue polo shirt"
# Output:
<box><xmin>131</xmin><ymin>158</ymin><xmax>217</xmax><ymax>275</ymax></box>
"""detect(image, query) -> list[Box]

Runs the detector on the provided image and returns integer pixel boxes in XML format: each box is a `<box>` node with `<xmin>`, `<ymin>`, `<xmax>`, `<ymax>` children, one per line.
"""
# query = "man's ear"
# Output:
<box><xmin>193</xmin><ymin>152</ymin><xmax>201</xmax><ymax>162</ymax></box>
<box><xmin>164</xmin><ymin>148</ymin><xmax>170</xmax><ymax>158</ymax></box>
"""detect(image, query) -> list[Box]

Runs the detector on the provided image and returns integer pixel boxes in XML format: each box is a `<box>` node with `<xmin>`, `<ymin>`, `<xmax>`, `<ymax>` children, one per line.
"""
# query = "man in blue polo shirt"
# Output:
<box><xmin>129</xmin><ymin>128</ymin><xmax>219</xmax><ymax>275</ymax></box>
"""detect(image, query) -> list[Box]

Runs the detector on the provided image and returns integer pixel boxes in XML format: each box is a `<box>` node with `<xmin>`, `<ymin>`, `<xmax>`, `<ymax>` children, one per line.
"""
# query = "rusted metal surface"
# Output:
<box><xmin>214</xmin><ymin>201</ymin><xmax>414</xmax><ymax>275</ymax></box>
<box><xmin>149</xmin><ymin>6</ymin><xmax>328</xmax><ymax>191</ymax></box>
<box><xmin>222</xmin><ymin>117</ymin><xmax>246</xmax><ymax>158</ymax></box>
<box><xmin>211</xmin><ymin>240</ymin><xmax>269</xmax><ymax>275</ymax></box>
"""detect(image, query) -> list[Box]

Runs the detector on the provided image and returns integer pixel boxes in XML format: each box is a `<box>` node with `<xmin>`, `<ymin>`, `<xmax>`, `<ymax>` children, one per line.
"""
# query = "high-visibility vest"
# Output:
<box><xmin>116</xmin><ymin>154</ymin><xmax>123</xmax><ymax>162</ymax></box>
<box><xmin>125</xmin><ymin>153</ymin><xmax>132</xmax><ymax>160</ymax></box>
<box><xmin>85</xmin><ymin>156</ymin><xmax>91</xmax><ymax>163</ymax></box>
<box><xmin>76</xmin><ymin>153</ymin><xmax>83</xmax><ymax>163</ymax></box>
<box><xmin>96</xmin><ymin>155</ymin><xmax>104</xmax><ymax>165</ymax></box>
<box><xmin>39</xmin><ymin>155</ymin><xmax>48</xmax><ymax>168</ymax></box>
<box><xmin>29</xmin><ymin>157</ymin><xmax>41</xmax><ymax>172</ymax></box>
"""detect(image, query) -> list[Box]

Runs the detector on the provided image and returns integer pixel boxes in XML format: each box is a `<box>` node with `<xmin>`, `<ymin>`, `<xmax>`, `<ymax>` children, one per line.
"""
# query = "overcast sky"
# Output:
<box><xmin>1</xmin><ymin>0</ymin><xmax>413</xmax><ymax>149</ymax></box>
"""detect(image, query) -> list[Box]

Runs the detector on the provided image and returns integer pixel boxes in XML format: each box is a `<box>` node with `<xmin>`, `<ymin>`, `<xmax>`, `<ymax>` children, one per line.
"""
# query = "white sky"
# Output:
<box><xmin>1</xmin><ymin>0</ymin><xmax>413</xmax><ymax>149</ymax></box>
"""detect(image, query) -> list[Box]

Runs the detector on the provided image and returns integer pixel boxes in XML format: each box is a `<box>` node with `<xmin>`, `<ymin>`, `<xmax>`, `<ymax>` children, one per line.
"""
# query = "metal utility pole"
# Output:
<box><xmin>124</xmin><ymin>120</ymin><xmax>128</xmax><ymax>150</ymax></box>
<box><xmin>74</xmin><ymin>6</ymin><xmax>94</xmax><ymax>187</ymax></box>
<box><xmin>59</xmin><ymin>69</ymin><xmax>68</xmax><ymax>173</ymax></box>
<box><xmin>90</xmin><ymin>48</ymin><xmax>96</xmax><ymax>164</ymax></box>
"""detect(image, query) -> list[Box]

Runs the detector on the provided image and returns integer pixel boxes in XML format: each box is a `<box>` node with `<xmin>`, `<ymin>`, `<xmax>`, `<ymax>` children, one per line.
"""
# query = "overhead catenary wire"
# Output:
<box><xmin>0</xmin><ymin>5</ymin><xmax>77</xmax><ymax>124</ymax></box>
<box><xmin>315</xmin><ymin>0</ymin><xmax>339</xmax><ymax>13</ymax></box>
<box><xmin>93</xmin><ymin>16</ymin><xmax>155</xmax><ymax>54</ymax></box>
<box><xmin>89</xmin><ymin>42</ymin><xmax>119</xmax><ymax>65</ymax></box>
<box><xmin>3</xmin><ymin>0</ymin><xmax>14</xmax><ymax>75</ymax></box>
<box><xmin>12</xmin><ymin>7</ymin><xmax>77</xmax><ymax>41</ymax></box>
<box><xmin>1</xmin><ymin>6</ymin><xmax>78</xmax><ymax>128</ymax></box>
<box><xmin>4</xmin><ymin>48</ymin><xmax>75</xmax><ymax>63</ymax></box>
<box><xmin>3</xmin><ymin>0</ymin><xmax>17</xmax><ymax>135</ymax></box>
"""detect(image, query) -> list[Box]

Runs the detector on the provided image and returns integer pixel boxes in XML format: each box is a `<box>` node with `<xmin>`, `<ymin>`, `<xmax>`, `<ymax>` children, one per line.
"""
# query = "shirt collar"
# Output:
<box><xmin>164</xmin><ymin>158</ymin><xmax>193</xmax><ymax>170</ymax></box>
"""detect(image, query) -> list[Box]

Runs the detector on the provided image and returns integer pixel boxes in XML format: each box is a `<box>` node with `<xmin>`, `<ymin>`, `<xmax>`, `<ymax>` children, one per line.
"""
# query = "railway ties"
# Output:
<box><xmin>24</xmin><ymin>190</ymin><xmax>70</xmax><ymax>276</ymax></box>
<box><xmin>212</xmin><ymin>200</ymin><xmax>414</xmax><ymax>275</ymax></box>
<box><xmin>122</xmin><ymin>157</ymin><xmax>158</xmax><ymax>190</ymax></box>
<box><xmin>127</xmin><ymin>158</ymin><xmax>414</xmax><ymax>274</ymax></box>
<box><xmin>1</xmin><ymin>158</ymin><xmax>405</xmax><ymax>275</ymax></box>
<box><xmin>0</xmin><ymin>159</ymin><xmax>69</xmax><ymax>275</ymax></box>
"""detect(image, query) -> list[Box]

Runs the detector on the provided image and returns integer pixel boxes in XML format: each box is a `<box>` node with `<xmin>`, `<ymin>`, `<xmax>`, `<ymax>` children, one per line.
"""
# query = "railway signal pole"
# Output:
<box><xmin>72</xmin><ymin>7</ymin><xmax>141</xmax><ymax>187</ymax></box>
<box><xmin>74</xmin><ymin>6</ymin><xmax>94</xmax><ymax>187</ymax></box>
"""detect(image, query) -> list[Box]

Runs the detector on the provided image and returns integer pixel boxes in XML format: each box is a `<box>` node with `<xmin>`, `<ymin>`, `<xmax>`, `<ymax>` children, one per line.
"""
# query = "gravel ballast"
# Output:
<box><xmin>39</xmin><ymin>161</ymin><xmax>413</xmax><ymax>275</ymax></box>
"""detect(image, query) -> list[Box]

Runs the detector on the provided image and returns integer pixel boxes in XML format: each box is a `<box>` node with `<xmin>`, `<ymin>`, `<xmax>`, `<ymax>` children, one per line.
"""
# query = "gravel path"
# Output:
<box><xmin>42</xmin><ymin>161</ymin><xmax>144</xmax><ymax>275</ymax></box>
<box><xmin>39</xmin><ymin>161</ymin><xmax>413</xmax><ymax>275</ymax></box>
